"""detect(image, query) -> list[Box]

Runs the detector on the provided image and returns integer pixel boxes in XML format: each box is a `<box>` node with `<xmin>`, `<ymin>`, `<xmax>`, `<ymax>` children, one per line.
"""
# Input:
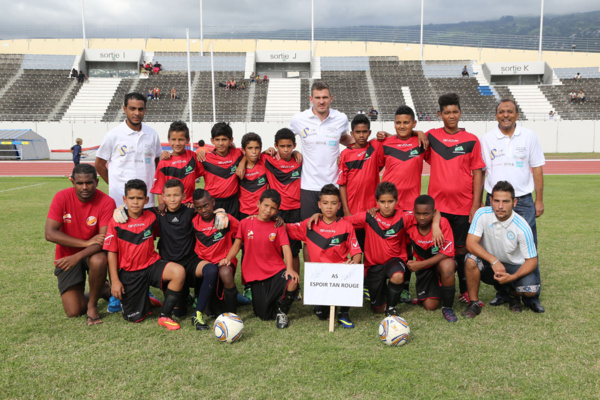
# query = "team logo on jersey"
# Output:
<box><xmin>213</xmin><ymin>232</ymin><xmax>223</xmax><ymax>241</ymax></box>
<box><xmin>143</xmin><ymin>229</ymin><xmax>152</xmax><ymax>240</ymax></box>
<box><xmin>330</xmin><ymin>238</ymin><xmax>340</xmax><ymax>245</ymax></box>
<box><xmin>431</xmin><ymin>245</ymin><xmax>439</xmax><ymax>254</ymax></box>
<box><xmin>490</xmin><ymin>148</ymin><xmax>505</xmax><ymax>160</ymax></box>
<box><xmin>507</xmin><ymin>231</ymin><xmax>516</xmax><ymax>241</ymax></box>
<box><xmin>351</xmin><ymin>238</ymin><xmax>359</xmax><ymax>248</ymax></box>
<box><xmin>454</xmin><ymin>145</ymin><xmax>465</xmax><ymax>154</ymax></box>
<box><xmin>230</xmin><ymin>165</ymin><xmax>237</xmax><ymax>174</ymax></box>
<box><xmin>247</xmin><ymin>230</ymin><xmax>254</xmax><ymax>240</ymax></box>
<box><xmin>63</xmin><ymin>213</ymin><xmax>72</xmax><ymax>223</ymax></box>
<box><xmin>409</xmin><ymin>149</ymin><xmax>419</xmax><ymax>156</ymax></box>
<box><xmin>385</xmin><ymin>228</ymin><xmax>396</xmax><ymax>236</ymax></box>
<box><xmin>292</xmin><ymin>171</ymin><xmax>300</xmax><ymax>177</ymax></box>
<box><xmin>258</xmin><ymin>177</ymin><xmax>266</xmax><ymax>185</ymax></box>
<box><xmin>118</xmin><ymin>145</ymin><xmax>129</xmax><ymax>156</ymax></box>
<box><xmin>185</xmin><ymin>165</ymin><xmax>193</xmax><ymax>174</ymax></box>
<box><xmin>86</xmin><ymin>216</ymin><xmax>98</xmax><ymax>226</ymax></box>
<box><xmin>269</xmin><ymin>233</ymin><xmax>277</xmax><ymax>242</ymax></box>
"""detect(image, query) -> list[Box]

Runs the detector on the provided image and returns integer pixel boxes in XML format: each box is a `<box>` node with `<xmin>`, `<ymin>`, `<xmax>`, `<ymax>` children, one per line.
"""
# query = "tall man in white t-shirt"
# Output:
<box><xmin>479</xmin><ymin>99</ymin><xmax>545</xmax><ymax>313</ymax></box>
<box><xmin>95</xmin><ymin>92</ymin><xmax>162</xmax><ymax>208</ymax></box>
<box><xmin>288</xmin><ymin>81</ymin><xmax>354</xmax><ymax>221</ymax></box>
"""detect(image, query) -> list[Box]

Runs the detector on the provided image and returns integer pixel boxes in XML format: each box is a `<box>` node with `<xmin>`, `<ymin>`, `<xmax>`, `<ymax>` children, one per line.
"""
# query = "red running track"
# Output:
<box><xmin>0</xmin><ymin>160</ymin><xmax>599</xmax><ymax>177</ymax></box>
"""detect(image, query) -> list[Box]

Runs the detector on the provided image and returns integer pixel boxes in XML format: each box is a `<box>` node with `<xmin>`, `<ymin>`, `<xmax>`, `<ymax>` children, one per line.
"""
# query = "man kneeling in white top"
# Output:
<box><xmin>462</xmin><ymin>181</ymin><xmax>542</xmax><ymax>318</ymax></box>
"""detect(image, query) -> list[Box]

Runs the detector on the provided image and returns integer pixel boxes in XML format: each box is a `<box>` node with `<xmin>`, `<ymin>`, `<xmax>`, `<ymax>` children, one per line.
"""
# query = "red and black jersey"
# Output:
<box><xmin>425</xmin><ymin>128</ymin><xmax>486</xmax><ymax>215</ymax></box>
<box><xmin>405</xmin><ymin>215</ymin><xmax>455</xmax><ymax>263</ymax></box>
<box><xmin>192</xmin><ymin>214</ymin><xmax>239</xmax><ymax>266</ymax></box>
<box><xmin>263</xmin><ymin>153</ymin><xmax>301</xmax><ymax>211</ymax></box>
<box><xmin>337</xmin><ymin>140</ymin><xmax>383</xmax><ymax>214</ymax></box>
<box><xmin>199</xmin><ymin>148</ymin><xmax>243</xmax><ymax>199</ymax></box>
<box><xmin>345</xmin><ymin>211</ymin><xmax>411</xmax><ymax>268</ymax></box>
<box><xmin>103</xmin><ymin>210</ymin><xmax>160</xmax><ymax>272</ymax></box>
<box><xmin>381</xmin><ymin>136</ymin><xmax>425</xmax><ymax>211</ymax></box>
<box><xmin>238</xmin><ymin>159</ymin><xmax>268</xmax><ymax>215</ymax></box>
<box><xmin>151</xmin><ymin>149</ymin><xmax>201</xmax><ymax>203</ymax></box>
<box><xmin>286</xmin><ymin>217</ymin><xmax>361</xmax><ymax>263</ymax></box>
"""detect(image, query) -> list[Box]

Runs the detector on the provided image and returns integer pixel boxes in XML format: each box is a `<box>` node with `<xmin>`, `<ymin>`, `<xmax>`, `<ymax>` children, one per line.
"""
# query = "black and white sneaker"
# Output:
<box><xmin>276</xmin><ymin>310</ymin><xmax>289</xmax><ymax>329</ymax></box>
<box><xmin>462</xmin><ymin>301</ymin><xmax>482</xmax><ymax>318</ymax></box>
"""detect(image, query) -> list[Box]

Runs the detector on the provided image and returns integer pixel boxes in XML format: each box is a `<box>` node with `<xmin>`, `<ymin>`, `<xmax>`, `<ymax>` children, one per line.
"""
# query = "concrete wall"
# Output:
<box><xmin>0</xmin><ymin>120</ymin><xmax>597</xmax><ymax>155</ymax></box>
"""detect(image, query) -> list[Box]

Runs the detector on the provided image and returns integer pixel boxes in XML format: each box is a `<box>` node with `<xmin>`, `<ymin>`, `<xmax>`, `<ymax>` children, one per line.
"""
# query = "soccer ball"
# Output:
<box><xmin>213</xmin><ymin>313</ymin><xmax>244</xmax><ymax>343</ymax></box>
<box><xmin>379</xmin><ymin>316</ymin><xmax>410</xmax><ymax>347</ymax></box>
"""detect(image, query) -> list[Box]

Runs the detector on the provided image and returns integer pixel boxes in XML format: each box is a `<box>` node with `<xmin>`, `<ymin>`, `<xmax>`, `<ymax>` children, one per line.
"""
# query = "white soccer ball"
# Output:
<box><xmin>213</xmin><ymin>313</ymin><xmax>244</xmax><ymax>343</ymax></box>
<box><xmin>379</xmin><ymin>316</ymin><xmax>410</xmax><ymax>347</ymax></box>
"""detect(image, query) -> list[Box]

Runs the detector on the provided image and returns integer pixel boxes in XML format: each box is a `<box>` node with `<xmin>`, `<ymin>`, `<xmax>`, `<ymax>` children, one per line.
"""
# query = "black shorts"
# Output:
<box><xmin>415</xmin><ymin>266</ymin><xmax>442</xmax><ymax>302</ymax></box>
<box><xmin>279</xmin><ymin>208</ymin><xmax>302</xmax><ymax>257</ymax></box>
<box><xmin>440</xmin><ymin>212</ymin><xmax>470</xmax><ymax>247</ymax></box>
<box><xmin>54</xmin><ymin>260</ymin><xmax>88</xmax><ymax>295</ymax></box>
<box><xmin>250</xmin><ymin>269</ymin><xmax>291</xmax><ymax>320</ymax></box>
<box><xmin>365</xmin><ymin>258</ymin><xmax>406</xmax><ymax>308</ymax></box>
<box><xmin>176</xmin><ymin>254</ymin><xmax>202</xmax><ymax>289</ymax></box>
<box><xmin>118</xmin><ymin>260</ymin><xmax>168</xmax><ymax>322</ymax></box>
<box><xmin>215</xmin><ymin>194</ymin><xmax>240</xmax><ymax>220</ymax></box>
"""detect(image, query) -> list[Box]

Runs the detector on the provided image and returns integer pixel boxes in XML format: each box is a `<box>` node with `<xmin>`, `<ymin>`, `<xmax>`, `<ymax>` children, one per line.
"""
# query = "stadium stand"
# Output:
<box><xmin>191</xmin><ymin>72</ymin><xmax>251</xmax><ymax>122</ymax></box>
<box><xmin>133</xmin><ymin>72</ymin><xmax>193</xmax><ymax>122</ymax></box>
<box><xmin>102</xmin><ymin>79</ymin><xmax>137</xmax><ymax>122</ymax></box>
<box><xmin>540</xmin><ymin>78</ymin><xmax>600</xmax><ymax>120</ymax></box>
<box><xmin>492</xmin><ymin>86</ymin><xmax>527</xmax><ymax>119</ymax></box>
<box><xmin>0</xmin><ymin>54</ymin><xmax>23</xmax><ymax>92</ymax></box>
<box><xmin>251</xmin><ymin>79</ymin><xmax>269</xmax><ymax>122</ymax></box>
<box><xmin>553</xmin><ymin>67</ymin><xmax>600</xmax><ymax>80</ymax></box>
<box><xmin>20</xmin><ymin>54</ymin><xmax>76</xmax><ymax>71</ymax></box>
<box><xmin>428</xmin><ymin>78</ymin><xmax>497</xmax><ymax>121</ymax></box>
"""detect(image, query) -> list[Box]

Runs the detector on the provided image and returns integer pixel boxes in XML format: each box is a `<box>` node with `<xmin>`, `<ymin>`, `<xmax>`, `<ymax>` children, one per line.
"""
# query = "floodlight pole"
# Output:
<box><xmin>80</xmin><ymin>0</ymin><xmax>87</xmax><ymax>49</ymax></box>
<box><xmin>420</xmin><ymin>0</ymin><xmax>424</xmax><ymax>60</ymax></box>
<box><xmin>186</xmin><ymin>29</ymin><xmax>194</xmax><ymax>140</ymax></box>
<box><xmin>200</xmin><ymin>0</ymin><xmax>204</xmax><ymax>56</ymax></box>
<box><xmin>311</xmin><ymin>0</ymin><xmax>314</xmax><ymax>57</ymax></box>
<box><xmin>211</xmin><ymin>43</ymin><xmax>216</xmax><ymax>123</ymax></box>
<box><xmin>538</xmin><ymin>0</ymin><xmax>544</xmax><ymax>61</ymax></box>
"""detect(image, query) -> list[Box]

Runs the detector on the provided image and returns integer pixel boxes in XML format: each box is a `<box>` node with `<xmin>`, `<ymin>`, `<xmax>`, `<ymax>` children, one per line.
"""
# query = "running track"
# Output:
<box><xmin>1</xmin><ymin>160</ymin><xmax>599</xmax><ymax>177</ymax></box>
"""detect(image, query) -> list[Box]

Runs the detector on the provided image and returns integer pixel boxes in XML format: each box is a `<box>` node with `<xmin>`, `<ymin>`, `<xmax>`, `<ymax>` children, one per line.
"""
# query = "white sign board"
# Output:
<box><xmin>255</xmin><ymin>50</ymin><xmax>311</xmax><ymax>63</ymax></box>
<box><xmin>303</xmin><ymin>262</ymin><xmax>364</xmax><ymax>307</ymax></box>
<box><xmin>85</xmin><ymin>49</ymin><xmax>143</xmax><ymax>63</ymax></box>
<box><xmin>485</xmin><ymin>61</ymin><xmax>545</xmax><ymax>75</ymax></box>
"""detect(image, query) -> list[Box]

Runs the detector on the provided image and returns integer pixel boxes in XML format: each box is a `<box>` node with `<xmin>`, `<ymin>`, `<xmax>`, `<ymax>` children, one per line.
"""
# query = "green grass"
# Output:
<box><xmin>1</xmin><ymin>176</ymin><xmax>599</xmax><ymax>399</ymax></box>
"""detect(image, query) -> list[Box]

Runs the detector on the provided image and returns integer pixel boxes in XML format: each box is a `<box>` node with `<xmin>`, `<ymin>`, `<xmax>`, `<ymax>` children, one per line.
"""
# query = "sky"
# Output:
<box><xmin>0</xmin><ymin>0</ymin><xmax>598</xmax><ymax>38</ymax></box>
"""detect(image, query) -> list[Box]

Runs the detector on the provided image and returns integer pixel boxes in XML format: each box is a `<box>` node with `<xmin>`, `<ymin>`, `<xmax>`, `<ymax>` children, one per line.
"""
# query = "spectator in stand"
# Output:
<box><xmin>226</xmin><ymin>80</ymin><xmax>231</xmax><ymax>90</ymax></box>
<box><xmin>147</xmin><ymin>88</ymin><xmax>154</xmax><ymax>100</ymax></box>
<box><xmin>250</xmin><ymin>72</ymin><xmax>256</xmax><ymax>83</ymax></box>
<box><xmin>256</xmin><ymin>75</ymin><xmax>262</xmax><ymax>84</ymax></box>
<box><xmin>577</xmin><ymin>90</ymin><xmax>586</xmax><ymax>104</ymax></box>
<box><xmin>153</xmin><ymin>86</ymin><xmax>160</xmax><ymax>101</ymax></box>
<box><xmin>70</xmin><ymin>68</ymin><xmax>78</xmax><ymax>79</ymax></box>
<box><xmin>263</xmin><ymin>74</ymin><xmax>269</xmax><ymax>83</ymax></box>
<box><xmin>357</xmin><ymin>108</ymin><xmax>366</xmax><ymax>115</ymax></box>
<box><xmin>231</xmin><ymin>78</ymin><xmax>237</xmax><ymax>90</ymax></box>
<box><xmin>153</xmin><ymin>61</ymin><xmax>161</xmax><ymax>75</ymax></box>
<box><xmin>170</xmin><ymin>87</ymin><xmax>177</xmax><ymax>100</ymax></box>
<box><xmin>369</xmin><ymin>107</ymin><xmax>378</xmax><ymax>121</ymax></box>
<box><xmin>144</xmin><ymin>62</ymin><xmax>153</xmax><ymax>74</ymax></box>
<box><xmin>462</xmin><ymin>65</ymin><xmax>469</xmax><ymax>77</ymax></box>
<box><xmin>548</xmin><ymin>111</ymin><xmax>554</xmax><ymax>120</ymax></box>
<box><xmin>574</xmin><ymin>72</ymin><xmax>582</xmax><ymax>80</ymax></box>
<box><xmin>240</xmin><ymin>81</ymin><xmax>246</xmax><ymax>90</ymax></box>
<box><xmin>569</xmin><ymin>89</ymin><xmax>577</xmax><ymax>104</ymax></box>
<box><xmin>77</xmin><ymin>71</ymin><xmax>86</xmax><ymax>83</ymax></box>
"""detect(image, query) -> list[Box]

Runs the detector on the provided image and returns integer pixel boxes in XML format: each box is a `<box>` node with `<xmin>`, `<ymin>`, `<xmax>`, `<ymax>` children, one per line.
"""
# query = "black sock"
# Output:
<box><xmin>161</xmin><ymin>289</ymin><xmax>182</xmax><ymax>318</ymax></box>
<box><xmin>387</xmin><ymin>282</ymin><xmax>403</xmax><ymax>309</ymax></box>
<box><xmin>224</xmin><ymin>287</ymin><xmax>238</xmax><ymax>313</ymax></box>
<box><xmin>196</xmin><ymin>263</ymin><xmax>218</xmax><ymax>313</ymax></box>
<box><xmin>403</xmin><ymin>270</ymin><xmax>412</xmax><ymax>290</ymax></box>
<box><xmin>441</xmin><ymin>285</ymin><xmax>455</xmax><ymax>308</ymax></box>
<box><xmin>455</xmin><ymin>255</ymin><xmax>467</xmax><ymax>293</ymax></box>
<box><xmin>339</xmin><ymin>306</ymin><xmax>350</xmax><ymax>314</ymax></box>
<box><xmin>279</xmin><ymin>289</ymin><xmax>297</xmax><ymax>314</ymax></box>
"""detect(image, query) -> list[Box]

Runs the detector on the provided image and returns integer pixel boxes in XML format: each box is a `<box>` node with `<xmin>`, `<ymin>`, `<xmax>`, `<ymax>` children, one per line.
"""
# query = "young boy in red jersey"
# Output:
<box><xmin>405</xmin><ymin>195</ymin><xmax>458</xmax><ymax>322</ymax></box>
<box><xmin>104</xmin><ymin>179</ymin><xmax>186</xmax><ymax>330</ymax></box>
<box><xmin>220</xmin><ymin>189</ymin><xmax>299</xmax><ymax>329</ymax></box>
<box><xmin>425</xmin><ymin>93</ymin><xmax>485</xmax><ymax>304</ymax></box>
<box><xmin>192</xmin><ymin>189</ymin><xmax>240</xmax><ymax>316</ymax></box>
<box><xmin>287</xmin><ymin>184</ymin><xmax>362</xmax><ymax>328</ymax></box>
<box><xmin>151</xmin><ymin>121</ymin><xmax>202</xmax><ymax>207</ymax></box>
<box><xmin>238</xmin><ymin>133</ymin><xmax>268</xmax><ymax>219</ymax></box>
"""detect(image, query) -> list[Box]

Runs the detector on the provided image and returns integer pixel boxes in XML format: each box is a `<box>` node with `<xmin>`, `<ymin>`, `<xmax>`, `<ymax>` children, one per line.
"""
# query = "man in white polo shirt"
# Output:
<box><xmin>289</xmin><ymin>81</ymin><xmax>353</xmax><ymax>221</ymax></box>
<box><xmin>462</xmin><ymin>181</ymin><xmax>541</xmax><ymax>318</ymax></box>
<box><xmin>480</xmin><ymin>99</ymin><xmax>545</xmax><ymax>312</ymax></box>
<box><xmin>95</xmin><ymin>92</ymin><xmax>162</xmax><ymax>208</ymax></box>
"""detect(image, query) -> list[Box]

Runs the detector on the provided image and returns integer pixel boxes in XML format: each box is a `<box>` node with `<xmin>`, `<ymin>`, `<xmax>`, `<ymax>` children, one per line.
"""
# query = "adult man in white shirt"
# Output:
<box><xmin>479</xmin><ymin>99</ymin><xmax>545</xmax><ymax>313</ymax></box>
<box><xmin>462</xmin><ymin>181</ymin><xmax>541</xmax><ymax>318</ymax></box>
<box><xmin>95</xmin><ymin>93</ymin><xmax>162</xmax><ymax>208</ymax></box>
<box><xmin>288</xmin><ymin>81</ymin><xmax>354</xmax><ymax>220</ymax></box>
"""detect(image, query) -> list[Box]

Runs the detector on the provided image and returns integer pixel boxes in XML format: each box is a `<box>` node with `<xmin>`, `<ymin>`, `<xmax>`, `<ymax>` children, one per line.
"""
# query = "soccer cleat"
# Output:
<box><xmin>337</xmin><ymin>312</ymin><xmax>355</xmax><ymax>329</ymax></box>
<box><xmin>148</xmin><ymin>291</ymin><xmax>163</xmax><ymax>307</ymax></box>
<box><xmin>462</xmin><ymin>302</ymin><xmax>482</xmax><ymax>318</ymax></box>
<box><xmin>400</xmin><ymin>289</ymin><xmax>412</xmax><ymax>304</ymax></box>
<box><xmin>526</xmin><ymin>301</ymin><xmax>545</xmax><ymax>313</ymax></box>
<box><xmin>508</xmin><ymin>296</ymin><xmax>523</xmax><ymax>312</ymax></box>
<box><xmin>243</xmin><ymin>287</ymin><xmax>253</xmax><ymax>301</ymax></box>
<box><xmin>276</xmin><ymin>310</ymin><xmax>289</xmax><ymax>329</ymax></box>
<box><xmin>385</xmin><ymin>306</ymin><xmax>399</xmax><ymax>317</ymax></box>
<box><xmin>313</xmin><ymin>306</ymin><xmax>328</xmax><ymax>321</ymax></box>
<box><xmin>458</xmin><ymin>291</ymin><xmax>470</xmax><ymax>304</ymax></box>
<box><xmin>158</xmin><ymin>316</ymin><xmax>181</xmax><ymax>330</ymax></box>
<box><xmin>192</xmin><ymin>311</ymin><xmax>209</xmax><ymax>331</ymax></box>
<box><xmin>107</xmin><ymin>296</ymin><xmax>122</xmax><ymax>313</ymax></box>
<box><xmin>442</xmin><ymin>307</ymin><xmax>458</xmax><ymax>322</ymax></box>
<box><xmin>363</xmin><ymin>287</ymin><xmax>370</xmax><ymax>301</ymax></box>
<box><xmin>490</xmin><ymin>295</ymin><xmax>509</xmax><ymax>306</ymax></box>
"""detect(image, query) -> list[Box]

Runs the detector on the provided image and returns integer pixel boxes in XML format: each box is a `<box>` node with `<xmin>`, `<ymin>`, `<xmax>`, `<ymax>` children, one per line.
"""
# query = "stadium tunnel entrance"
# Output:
<box><xmin>254</xmin><ymin>50</ymin><xmax>312</xmax><ymax>79</ymax></box>
<box><xmin>483</xmin><ymin>61</ymin><xmax>552</xmax><ymax>85</ymax></box>
<box><xmin>79</xmin><ymin>49</ymin><xmax>143</xmax><ymax>78</ymax></box>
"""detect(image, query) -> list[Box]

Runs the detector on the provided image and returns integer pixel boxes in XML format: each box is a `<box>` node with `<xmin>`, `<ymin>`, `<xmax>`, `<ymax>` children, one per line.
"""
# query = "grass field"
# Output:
<box><xmin>1</xmin><ymin>175</ymin><xmax>599</xmax><ymax>399</ymax></box>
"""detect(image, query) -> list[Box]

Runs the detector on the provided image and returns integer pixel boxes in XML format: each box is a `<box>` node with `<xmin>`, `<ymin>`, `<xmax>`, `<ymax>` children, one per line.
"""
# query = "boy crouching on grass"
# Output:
<box><xmin>104</xmin><ymin>179</ymin><xmax>186</xmax><ymax>330</ymax></box>
<box><xmin>219</xmin><ymin>189</ymin><xmax>299</xmax><ymax>329</ymax></box>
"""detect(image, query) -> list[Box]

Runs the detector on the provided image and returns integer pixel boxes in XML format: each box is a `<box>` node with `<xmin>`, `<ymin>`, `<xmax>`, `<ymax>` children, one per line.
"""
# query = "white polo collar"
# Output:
<box><xmin>494</xmin><ymin>124</ymin><xmax>522</xmax><ymax>140</ymax></box>
<box><xmin>491</xmin><ymin>209</ymin><xmax>515</xmax><ymax>228</ymax></box>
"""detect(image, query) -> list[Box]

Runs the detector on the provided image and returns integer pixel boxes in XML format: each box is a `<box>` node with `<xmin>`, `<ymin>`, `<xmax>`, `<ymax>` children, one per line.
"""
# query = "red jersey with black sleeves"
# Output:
<box><xmin>238</xmin><ymin>159</ymin><xmax>268</xmax><ymax>215</ymax></box>
<box><xmin>192</xmin><ymin>214</ymin><xmax>239</xmax><ymax>266</ymax></box>
<box><xmin>286</xmin><ymin>217</ymin><xmax>362</xmax><ymax>263</ymax></box>
<box><xmin>198</xmin><ymin>148</ymin><xmax>243</xmax><ymax>199</ymax></box>
<box><xmin>47</xmin><ymin>188</ymin><xmax>116</xmax><ymax>261</ymax></box>
<box><xmin>345</xmin><ymin>211</ymin><xmax>411</xmax><ymax>268</ymax></box>
<box><xmin>151</xmin><ymin>149</ymin><xmax>201</xmax><ymax>203</ymax></box>
<box><xmin>381</xmin><ymin>136</ymin><xmax>425</xmax><ymax>211</ymax></box>
<box><xmin>263</xmin><ymin>153</ymin><xmax>301</xmax><ymax>211</ymax></box>
<box><xmin>235</xmin><ymin>218</ymin><xmax>290</xmax><ymax>282</ymax></box>
<box><xmin>425</xmin><ymin>128</ymin><xmax>486</xmax><ymax>215</ymax></box>
<box><xmin>337</xmin><ymin>140</ymin><xmax>383</xmax><ymax>214</ymax></box>
<box><xmin>103</xmin><ymin>210</ymin><xmax>161</xmax><ymax>272</ymax></box>
<box><xmin>405</xmin><ymin>215</ymin><xmax>455</xmax><ymax>262</ymax></box>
